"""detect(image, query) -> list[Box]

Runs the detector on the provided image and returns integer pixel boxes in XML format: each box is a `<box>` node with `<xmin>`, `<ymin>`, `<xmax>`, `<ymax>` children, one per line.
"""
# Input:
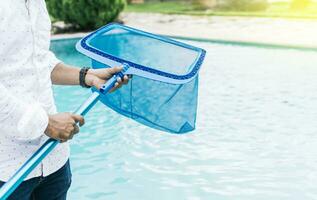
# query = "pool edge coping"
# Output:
<box><xmin>51</xmin><ymin>34</ymin><xmax>317</xmax><ymax>52</ymax></box>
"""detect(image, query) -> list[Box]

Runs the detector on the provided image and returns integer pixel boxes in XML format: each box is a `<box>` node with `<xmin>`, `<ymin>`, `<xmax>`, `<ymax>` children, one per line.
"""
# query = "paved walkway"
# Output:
<box><xmin>52</xmin><ymin>12</ymin><xmax>317</xmax><ymax>48</ymax></box>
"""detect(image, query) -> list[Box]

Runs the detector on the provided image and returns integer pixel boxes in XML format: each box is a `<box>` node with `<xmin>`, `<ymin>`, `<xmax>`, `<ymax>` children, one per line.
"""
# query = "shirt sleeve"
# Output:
<box><xmin>0</xmin><ymin>83</ymin><xmax>49</xmax><ymax>140</ymax></box>
<box><xmin>47</xmin><ymin>50</ymin><xmax>62</xmax><ymax>72</ymax></box>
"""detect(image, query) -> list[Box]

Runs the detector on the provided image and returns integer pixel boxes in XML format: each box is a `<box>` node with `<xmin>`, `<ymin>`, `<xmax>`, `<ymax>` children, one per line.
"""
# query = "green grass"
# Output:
<box><xmin>125</xmin><ymin>1</ymin><xmax>317</xmax><ymax>19</ymax></box>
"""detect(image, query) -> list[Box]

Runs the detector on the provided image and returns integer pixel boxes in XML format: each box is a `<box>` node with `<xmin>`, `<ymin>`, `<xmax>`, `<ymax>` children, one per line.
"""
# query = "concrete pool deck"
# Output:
<box><xmin>52</xmin><ymin>12</ymin><xmax>317</xmax><ymax>49</ymax></box>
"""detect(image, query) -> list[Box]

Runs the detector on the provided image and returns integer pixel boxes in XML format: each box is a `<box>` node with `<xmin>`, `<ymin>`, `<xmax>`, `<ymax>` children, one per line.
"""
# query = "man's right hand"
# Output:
<box><xmin>45</xmin><ymin>113</ymin><xmax>85</xmax><ymax>142</ymax></box>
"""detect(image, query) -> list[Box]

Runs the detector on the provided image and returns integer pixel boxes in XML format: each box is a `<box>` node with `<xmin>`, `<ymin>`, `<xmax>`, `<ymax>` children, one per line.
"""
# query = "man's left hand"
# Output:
<box><xmin>85</xmin><ymin>66</ymin><xmax>129</xmax><ymax>92</ymax></box>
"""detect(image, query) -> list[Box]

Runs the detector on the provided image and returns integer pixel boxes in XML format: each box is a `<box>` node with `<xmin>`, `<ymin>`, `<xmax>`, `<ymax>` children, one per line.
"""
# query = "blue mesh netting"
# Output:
<box><xmin>88</xmin><ymin>27</ymin><xmax>199</xmax><ymax>76</ymax></box>
<box><xmin>79</xmin><ymin>24</ymin><xmax>204</xmax><ymax>133</ymax></box>
<box><xmin>93</xmin><ymin>60</ymin><xmax>199</xmax><ymax>133</ymax></box>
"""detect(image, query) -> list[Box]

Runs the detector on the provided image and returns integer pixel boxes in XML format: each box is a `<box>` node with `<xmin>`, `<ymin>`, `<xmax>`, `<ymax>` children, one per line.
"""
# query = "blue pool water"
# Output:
<box><xmin>51</xmin><ymin>38</ymin><xmax>317</xmax><ymax>200</ymax></box>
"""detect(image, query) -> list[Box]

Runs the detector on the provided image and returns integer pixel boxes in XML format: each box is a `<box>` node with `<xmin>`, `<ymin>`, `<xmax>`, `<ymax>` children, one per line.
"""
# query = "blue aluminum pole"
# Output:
<box><xmin>0</xmin><ymin>65</ymin><xmax>129</xmax><ymax>200</ymax></box>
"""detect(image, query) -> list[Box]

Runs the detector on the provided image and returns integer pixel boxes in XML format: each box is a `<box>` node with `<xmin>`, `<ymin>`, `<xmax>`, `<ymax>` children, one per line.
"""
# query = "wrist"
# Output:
<box><xmin>84</xmin><ymin>69</ymin><xmax>95</xmax><ymax>87</ymax></box>
<box><xmin>79</xmin><ymin>67</ymin><xmax>91</xmax><ymax>88</ymax></box>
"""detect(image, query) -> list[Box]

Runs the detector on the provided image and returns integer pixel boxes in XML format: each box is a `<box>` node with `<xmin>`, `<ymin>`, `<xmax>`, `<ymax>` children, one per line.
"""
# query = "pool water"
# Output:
<box><xmin>51</xmin><ymin>38</ymin><xmax>317</xmax><ymax>200</ymax></box>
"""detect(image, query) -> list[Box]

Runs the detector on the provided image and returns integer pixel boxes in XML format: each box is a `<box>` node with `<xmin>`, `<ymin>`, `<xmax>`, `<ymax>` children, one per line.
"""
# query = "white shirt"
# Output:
<box><xmin>0</xmin><ymin>0</ymin><xmax>69</xmax><ymax>181</ymax></box>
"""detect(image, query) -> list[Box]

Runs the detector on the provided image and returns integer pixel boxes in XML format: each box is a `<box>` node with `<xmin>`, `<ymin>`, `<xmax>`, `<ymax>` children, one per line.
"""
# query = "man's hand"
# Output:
<box><xmin>85</xmin><ymin>67</ymin><xmax>129</xmax><ymax>92</ymax></box>
<box><xmin>45</xmin><ymin>113</ymin><xmax>85</xmax><ymax>142</ymax></box>
<box><xmin>51</xmin><ymin>63</ymin><xmax>130</xmax><ymax>92</ymax></box>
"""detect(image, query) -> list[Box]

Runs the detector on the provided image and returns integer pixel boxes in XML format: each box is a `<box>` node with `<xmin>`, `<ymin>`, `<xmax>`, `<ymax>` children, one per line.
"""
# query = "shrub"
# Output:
<box><xmin>46</xmin><ymin>0</ymin><xmax>126</xmax><ymax>31</ymax></box>
<box><xmin>219</xmin><ymin>0</ymin><xmax>268</xmax><ymax>11</ymax></box>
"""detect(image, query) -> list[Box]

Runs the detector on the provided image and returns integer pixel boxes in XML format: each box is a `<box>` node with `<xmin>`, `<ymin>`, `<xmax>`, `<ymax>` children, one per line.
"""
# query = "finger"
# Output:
<box><xmin>68</xmin><ymin>134</ymin><xmax>74</xmax><ymax>140</ymax></box>
<box><xmin>123</xmin><ymin>75</ymin><xmax>129</xmax><ymax>85</ymax></box>
<box><xmin>66</xmin><ymin>125</ymin><xmax>75</xmax><ymax>140</ymax></box>
<box><xmin>73</xmin><ymin>124</ymin><xmax>80</xmax><ymax>135</ymax></box>
<box><xmin>117</xmin><ymin>77</ymin><xmax>123</xmax><ymax>84</ymax></box>
<box><xmin>113</xmin><ymin>82</ymin><xmax>121</xmax><ymax>90</ymax></box>
<box><xmin>68</xmin><ymin>131</ymin><xmax>75</xmax><ymax>140</ymax></box>
<box><xmin>60</xmin><ymin>132</ymin><xmax>70</xmax><ymax>140</ymax></box>
<box><xmin>108</xmin><ymin>66</ymin><xmax>123</xmax><ymax>75</ymax></box>
<box><xmin>71</xmin><ymin>114</ymin><xmax>85</xmax><ymax>126</ymax></box>
<box><xmin>115</xmin><ymin>81</ymin><xmax>123</xmax><ymax>89</ymax></box>
<box><xmin>109</xmin><ymin>82</ymin><xmax>120</xmax><ymax>93</ymax></box>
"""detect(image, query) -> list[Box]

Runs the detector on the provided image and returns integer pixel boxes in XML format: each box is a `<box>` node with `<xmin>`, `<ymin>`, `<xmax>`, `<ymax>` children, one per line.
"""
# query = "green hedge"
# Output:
<box><xmin>46</xmin><ymin>0</ymin><xmax>126</xmax><ymax>30</ymax></box>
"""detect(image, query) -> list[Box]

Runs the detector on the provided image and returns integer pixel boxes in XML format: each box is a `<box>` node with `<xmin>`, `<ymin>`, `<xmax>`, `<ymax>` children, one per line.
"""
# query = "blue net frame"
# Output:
<box><xmin>77</xmin><ymin>23</ymin><xmax>206</xmax><ymax>133</ymax></box>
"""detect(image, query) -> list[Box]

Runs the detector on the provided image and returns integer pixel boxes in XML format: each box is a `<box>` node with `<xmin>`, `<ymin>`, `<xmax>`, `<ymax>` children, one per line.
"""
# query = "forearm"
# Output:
<box><xmin>50</xmin><ymin>63</ymin><xmax>128</xmax><ymax>90</ymax></box>
<box><xmin>51</xmin><ymin>62</ymin><xmax>80</xmax><ymax>85</ymax></box>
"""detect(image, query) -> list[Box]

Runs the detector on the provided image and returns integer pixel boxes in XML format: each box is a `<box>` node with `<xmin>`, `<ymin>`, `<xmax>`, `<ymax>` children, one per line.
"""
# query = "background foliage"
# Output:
<box><xmin>46</xmin><ymin>0</ymin><xmax>126</xmax><ymax>30</ymax></box>
<box><xmin>218</xmin><ymin>0</ymin><xmax>268</xmax><ymax>11</ymax></box>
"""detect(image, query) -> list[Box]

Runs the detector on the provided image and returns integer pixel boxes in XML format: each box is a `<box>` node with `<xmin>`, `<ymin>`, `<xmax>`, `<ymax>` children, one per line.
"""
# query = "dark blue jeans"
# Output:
<box><xmin>0</xmin><ymin>160</ymin><xmax>72</xmax><ymax>200</ymax></box>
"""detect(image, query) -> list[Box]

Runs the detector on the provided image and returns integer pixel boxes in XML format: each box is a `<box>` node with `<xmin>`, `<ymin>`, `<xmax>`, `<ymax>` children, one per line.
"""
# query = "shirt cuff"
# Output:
<box><xmin>16</xmin><ymin>103</ymin><xmax>49</xmax><ymax>140</ymax></box>
<box><xmin>47</xmin><ymin>50</ymin><xmax>62</xmax><ymax>72</ymax></box>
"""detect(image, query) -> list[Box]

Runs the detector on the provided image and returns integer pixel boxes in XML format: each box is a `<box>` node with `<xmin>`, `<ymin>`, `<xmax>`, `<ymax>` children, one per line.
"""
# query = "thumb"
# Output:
<box><xmin>71</xmin><ymin>114</ymin><xmax>85</xmax><ymax>126</ymax></box>
<box><xmin>108</xmin><ymin>66</ymin><xmax>123</xmax><ymax>75</ymax></box>
<box><xmin>94</xmin><ymin>79</ymin><xmax>106</xmax><ymax>90</ymax></box>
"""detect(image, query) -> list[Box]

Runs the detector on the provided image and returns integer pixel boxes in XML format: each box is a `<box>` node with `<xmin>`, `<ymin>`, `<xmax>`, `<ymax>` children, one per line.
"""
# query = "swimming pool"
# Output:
<box><xmin>51</xmin><ymin>38</ymin><xmax>317</xmax><ymax>200</ymax></box>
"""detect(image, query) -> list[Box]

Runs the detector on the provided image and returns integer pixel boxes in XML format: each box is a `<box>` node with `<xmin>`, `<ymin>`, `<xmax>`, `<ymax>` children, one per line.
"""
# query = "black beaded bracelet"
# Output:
<box><xmin>79</xmin><ymin>67</ymin><xmax>91</xmax><ymax>88</ymax></box>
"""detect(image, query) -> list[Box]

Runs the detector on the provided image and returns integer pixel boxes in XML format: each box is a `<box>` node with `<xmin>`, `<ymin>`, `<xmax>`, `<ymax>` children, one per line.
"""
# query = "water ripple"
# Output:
<box><xmin>51</xmin><ymin>39</ymin><xmax>317</xmax><ymax>200</ymax></box>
